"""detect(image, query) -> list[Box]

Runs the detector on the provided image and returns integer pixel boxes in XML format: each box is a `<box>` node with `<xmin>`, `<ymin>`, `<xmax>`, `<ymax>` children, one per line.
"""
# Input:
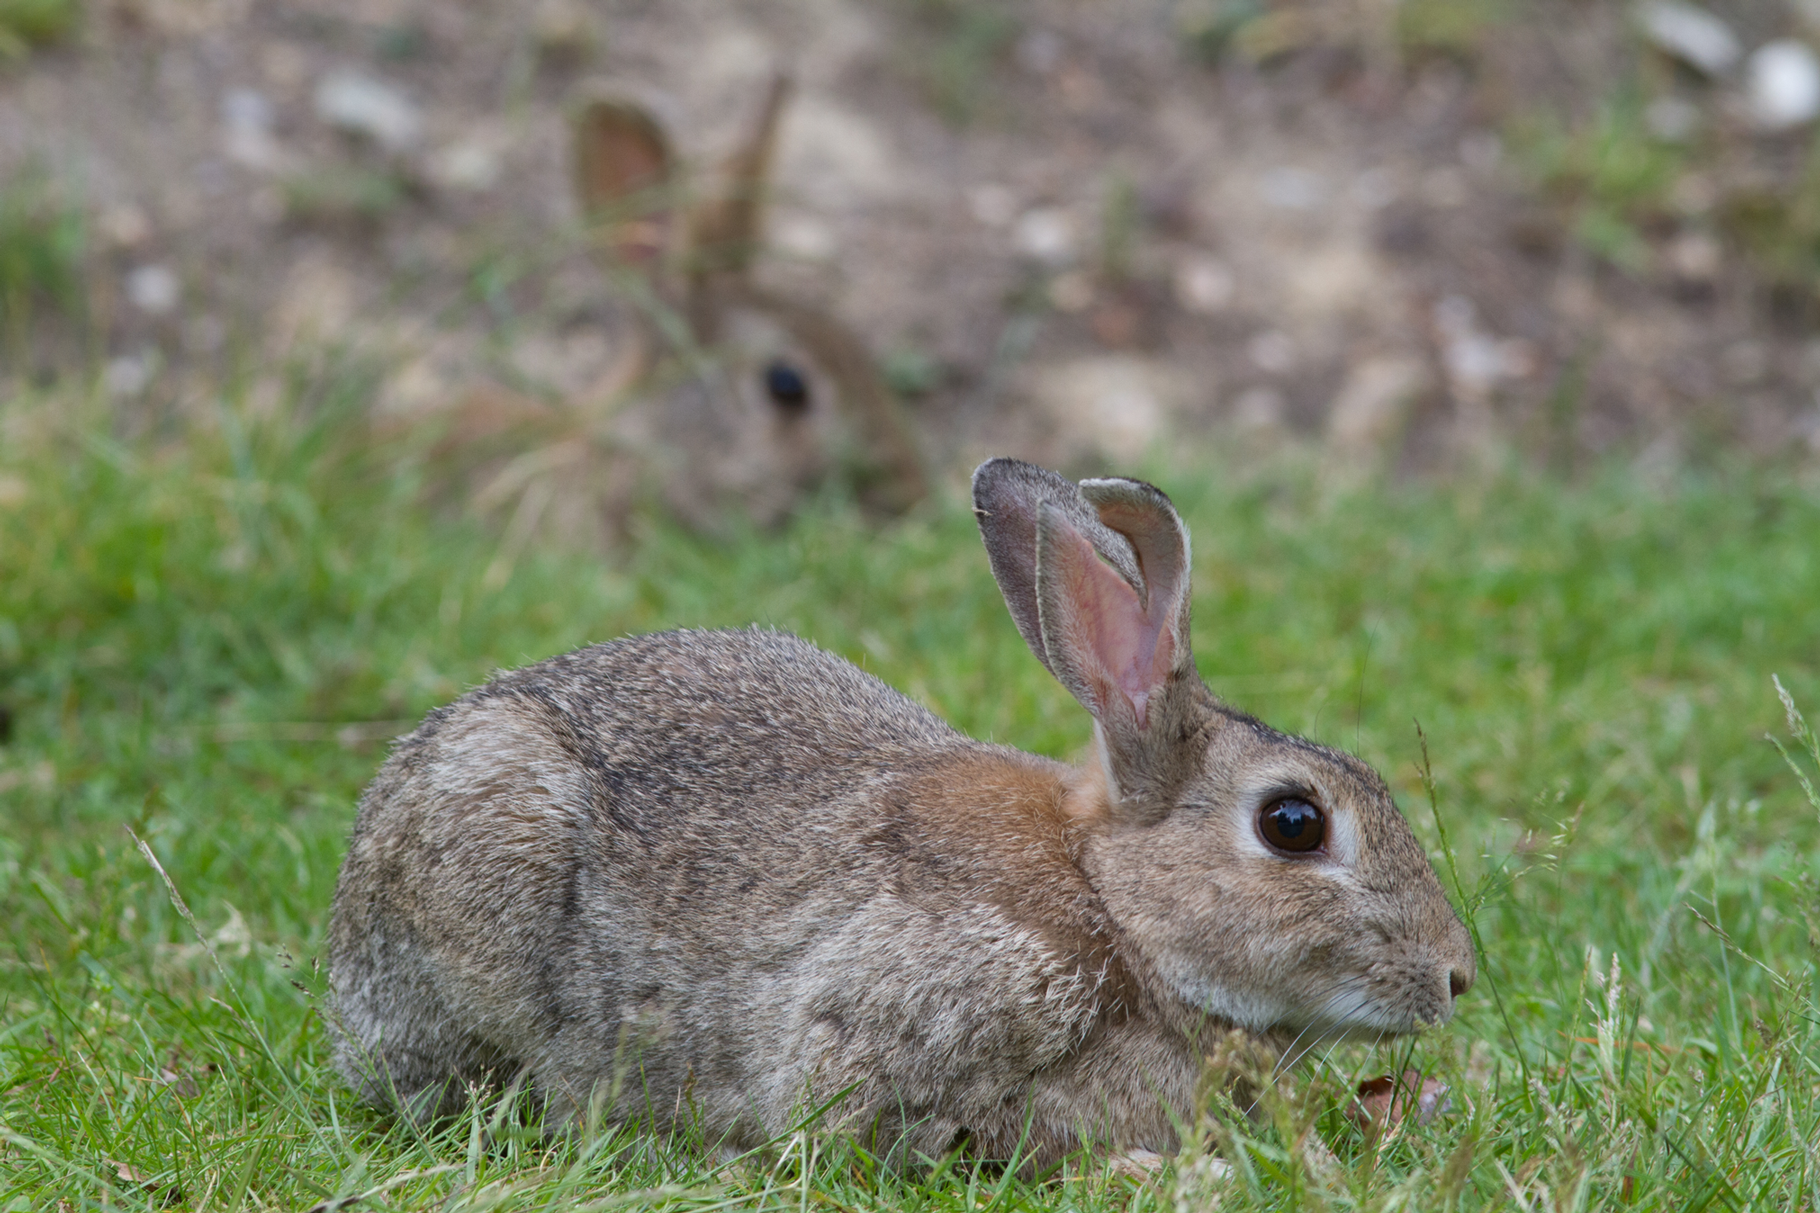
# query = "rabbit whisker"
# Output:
<box><xmin>1271</xmin><ymin>1022</ymin><xmax>1321</xmax><ymax>1078</ymax></box>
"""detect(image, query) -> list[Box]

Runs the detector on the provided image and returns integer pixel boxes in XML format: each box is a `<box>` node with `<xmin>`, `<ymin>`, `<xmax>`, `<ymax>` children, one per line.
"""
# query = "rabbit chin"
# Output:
<box><xmin>1174</xmin><ymin>974</ymin><xmax>1434</xmax><ymax>1041</ymax></box>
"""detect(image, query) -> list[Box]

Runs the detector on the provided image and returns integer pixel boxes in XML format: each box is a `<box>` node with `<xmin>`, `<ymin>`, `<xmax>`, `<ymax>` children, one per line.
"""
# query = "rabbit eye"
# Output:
<box><xmin>762</xmin><ymin>360</ymin><xmax>811</xmax><ymax>413</ymax></box>
<box><xmin>1259</xmin><ymin>798</ymin><xmax>1325</xmax><ymax>854</ymax></box>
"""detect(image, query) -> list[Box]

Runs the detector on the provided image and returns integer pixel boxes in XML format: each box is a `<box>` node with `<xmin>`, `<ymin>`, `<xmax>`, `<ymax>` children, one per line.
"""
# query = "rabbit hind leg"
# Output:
<box><xmin>333</xmin><ymin>958</ymin><xmax>513</xmax><ymax>1124</ymax></box>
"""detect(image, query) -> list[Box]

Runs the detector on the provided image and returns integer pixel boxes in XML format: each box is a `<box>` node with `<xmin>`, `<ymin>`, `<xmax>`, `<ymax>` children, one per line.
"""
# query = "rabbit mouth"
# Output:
<box><xmin>1293</xmin><ymin>981</ymin><xmax>1456</xmax><ymax>1040</ymax></box>
<box><xmin>1176</xmin><ymin>970</ymin><xmax>1449</xmax><ymax>1040</ymax></box>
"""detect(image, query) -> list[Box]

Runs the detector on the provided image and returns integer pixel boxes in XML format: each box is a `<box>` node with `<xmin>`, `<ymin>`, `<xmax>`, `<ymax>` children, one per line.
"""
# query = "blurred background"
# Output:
<box><xmin>5</xmin><ymin>0</ymin><xmax>1820</xmax><ymax>491</ymax></box>
<box><xmin>10</xmin><ymin>9</ymin><xmax>1820</xmax><ymax>1202</ymax></box>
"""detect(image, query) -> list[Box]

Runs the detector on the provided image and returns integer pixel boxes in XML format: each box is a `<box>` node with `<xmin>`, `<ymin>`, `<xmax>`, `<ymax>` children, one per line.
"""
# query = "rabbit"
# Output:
<box><xmin>436</xmin><ymin>73</ymin><xmax>925</xmax><ymax>547</ymax></box>
<box><xmin>327</xmin><ymin>457</ymin><xmax>1476</xmax><ymax>1168</ymax></box>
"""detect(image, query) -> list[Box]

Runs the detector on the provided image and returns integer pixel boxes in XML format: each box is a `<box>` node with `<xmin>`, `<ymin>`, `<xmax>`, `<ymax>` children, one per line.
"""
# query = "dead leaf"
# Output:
<box><xmin>106</xmin><ymin>1158</ymin><xmax>184</xmax><ymax>1207</ymax></box>
<box><xmin>158</xmin><ymin>1066</ymin><xmax>201</xmax><ymax>1097</ymax></box>
<box><xmin>1347</xmin><ymin>1070</ymin><xmax>1452</xmax><ymax>1139</ymax></box>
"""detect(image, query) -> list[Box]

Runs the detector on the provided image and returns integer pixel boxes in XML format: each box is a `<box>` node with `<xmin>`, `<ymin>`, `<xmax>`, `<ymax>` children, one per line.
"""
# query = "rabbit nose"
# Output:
<box><xmin>1449</xmin><ymin>968</ymin><xmax>1473</xmax><ymax>999</ymax></box>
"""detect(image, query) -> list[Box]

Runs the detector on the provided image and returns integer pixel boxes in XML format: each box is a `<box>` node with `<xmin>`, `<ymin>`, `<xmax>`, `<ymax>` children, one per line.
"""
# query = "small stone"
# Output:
<box><xmin>1173</xmin><ymin>255</ymin><xmax>1235</xmax><ymax>314</ymax></box>
<box><xmin>1747</xmin><ymin>39</ymin><xmax>1820</xmax><ymax>131</ymax></box>
<box><xmin>1327</xmin><ymin>356</ymin><xmax>1428</xmax><ymax>453</ymax></box>
<box><xmin>221</xmin><ymin>87</ymin><xmax>285</xmax><ymax>172</ymax></box>
<box><xmin>967</xmin><ymin>184</ymin><xmax>1017</xmax><ymax>227</ymax></box>
<box><xmin>428</xmin><ymin>140</ymin><xmax>502</xmax><ymax>193</ymax></box>
<box><xmin>1103</xmin><ymin>1148</ymin><xmax>1166</xmax><ymax>1182</ymax></box>
<box><xmin>1259</xmin><ymin>166</ymin><xmax>1323</xmax><ymax>212</ymax></box>
<box><xmin>778</xmin><ymin>100</ymin><xmax>899</xmax><ymax>209</ymax></box>
<box><xmin>126</xmin><ymin>264</ymin><xmax>181</xmax><ymax>315</ymax></box>
<box><xmin>1646</xmin><ymin>95</ymin><xmax>1701</xmax><ymax>141</ymax></box>
<box><xmin>1444</xmin><ymin>333</ymin><xmax>1508</xmax><ymax>393</ymax></box>
<box><xmin>1027</xmin><ymin>355</ymin><xmax>1190</xmax><ymax>463</ymax></box>
<box><xmin>1668</xmin><ymin>229</ymin><xmax>1722</xmax><ymax>280</ymax></box>
<box><xmin>1247</xmin><ymin>329</ymin><xmax>1296</xmax><ymax>374</ymax></box>
<box><xmin>313</xmin><ymin>70</ymin><xmax>422</xmax><ymax>153</ymax></box>
<box><xmin>769</xmin><ymin>212</ymin><xmax>839</xmax><ymax>262</ymax></box>
<box><xmin>222</xmin><ymin>88</ymin><xmax>275</xmax><ymax>135</ymax></box>
<box><xmin>105</xmin><ymin>351</ymin><xmax>158</xmax><ymax>396</ymax></box>
<box><xmin>1013</xmin><ymin>206</ymin><xmax>1079</xmax><ymax>266</ymax></box>
<box><xmin>99</xmin><ymin>203</ymin><xmax>152</xmax><ymax>250</ymax></box>
<box><xmin>1638</xmin><ymin>2</ymin><xmax>1741</xmax><ymax>77</ymax></box>
<box><xmin>1434</xmin><ymin>296</ymin><xmax>1533</xmax><ymax>397</ymax></box>
<box><xmin>1231</xmin><ymin>385</ymin><xmax>1285</xmax><ymax>432</ymax></box>
<box><xmin>533</xmin><ymin>0</ymin><xmax>601</xmax><ymax>62</ymax></box>
<box><xmin>272</xmin><ymin>254</ymin><xmax>360</xmax><ymax>347</ymax></box>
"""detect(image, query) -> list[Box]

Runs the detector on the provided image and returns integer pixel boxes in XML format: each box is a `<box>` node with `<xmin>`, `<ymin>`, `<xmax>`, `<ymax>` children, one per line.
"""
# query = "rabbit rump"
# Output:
<box><xmin>328</xmin><ymin>458</ymin><xmax>1475</xmax><ymax>1166</ymax></box>
<box><xmin>446</xmin><ymin>74</ymin><xmax>924</xmax><ymax>544</ymax></box>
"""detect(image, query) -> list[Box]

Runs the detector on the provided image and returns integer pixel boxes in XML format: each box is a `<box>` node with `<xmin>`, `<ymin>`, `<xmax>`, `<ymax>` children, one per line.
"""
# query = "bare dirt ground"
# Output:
<box><xmin>5</xmin><ymin>0</ymin><xmax>1820</xmax><ymax>494</ymax></box>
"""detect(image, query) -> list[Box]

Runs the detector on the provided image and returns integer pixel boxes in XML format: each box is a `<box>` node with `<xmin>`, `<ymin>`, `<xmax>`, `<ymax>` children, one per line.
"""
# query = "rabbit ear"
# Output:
<box><xmin>571</xmin><ymin>90</ymin><xmax>677</xmax><ymax>272</ymax></box>
<box><xmin>684</xmin><ymin>72</ymin><xmax>791</xmax><ymax>298</ymax></box>
<box><xmin>1036</xmin><ymin>477</ymin><xmax>1194</xmax><ymax>734</ymax></box>
<box><xmin>975</xmin><ymin>458</ymin><xmax>1199</xmax><ymax>816</ymax></box>
<box><xmin>971</xmin><ymin>458</ymin><xmax>1147</xmax><ymax>685</ymax></box>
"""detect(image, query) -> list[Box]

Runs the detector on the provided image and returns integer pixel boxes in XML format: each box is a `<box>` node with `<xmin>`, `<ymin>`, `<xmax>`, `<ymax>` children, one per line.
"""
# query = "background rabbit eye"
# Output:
<box><xmin>1259</xmin><ymin>798</ymin><xmax>1325</xmax><ymax>853</ymax></box>
<box><xmin>763</xmin><ymin>360</ymin><xmax>811</xmax><ymax>412</ymax></box>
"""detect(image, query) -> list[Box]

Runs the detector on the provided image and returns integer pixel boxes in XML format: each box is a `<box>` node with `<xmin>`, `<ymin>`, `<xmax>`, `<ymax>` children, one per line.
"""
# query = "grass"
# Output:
<box><xmin>1513</xmin><ymin>90</ymin><xmax>1687</xmax><ymax>274</ymax></box>
<box><xmin>3</xmin><ymin>368</ymin><xmax>1820</xmax><ymax>1208</ymax></box>
<box><xmin>1508</xmin><ymin>11</ymin><xmax>1820</xmax><ymax>299</ymax></box>
<box><xmin>894</xmin><ymin>0</ymin><xmax>1019</xmax><ymax>126</ymax></box>
<box><xmin>1177</xmin><ymin>0</ymin><xmax>1507</xmax><ymax>68</ymax></box>
<box><xmin>0</xmin><ymin>165</ymin><xmax>85</xmax><ymax>364</ymax></box>
<box><xmin>0</xmin><ymin>0</ymin><xmax>79</xmax><ymax>60</ymax></box>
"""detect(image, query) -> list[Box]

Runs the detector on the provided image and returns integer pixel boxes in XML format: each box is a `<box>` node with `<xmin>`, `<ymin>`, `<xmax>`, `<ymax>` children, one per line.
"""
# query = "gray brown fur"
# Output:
<box><xmin>329</xmin><ymin>458</ymin><xmax>1475</xmax><ymax>1167</ymax></box>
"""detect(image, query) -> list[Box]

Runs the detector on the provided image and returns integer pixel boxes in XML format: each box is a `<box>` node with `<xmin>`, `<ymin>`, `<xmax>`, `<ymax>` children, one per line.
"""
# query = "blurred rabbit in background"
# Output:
<box><xmin>437</xmin><ymin>73</ymin><xmax>926</xmax><ymax>550</ymax></box>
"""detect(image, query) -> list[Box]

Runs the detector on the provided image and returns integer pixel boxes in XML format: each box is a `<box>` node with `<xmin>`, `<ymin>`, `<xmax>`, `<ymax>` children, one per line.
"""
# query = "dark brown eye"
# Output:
<box><xmin>1259</xmin><ymin>798</ymin><xmax>1325</xmax><ymax>853</ymax></box>
<box><xmin>763</xmin><ymin>359</ymin><xmax>810</xmax><ymax>412</ymax></box>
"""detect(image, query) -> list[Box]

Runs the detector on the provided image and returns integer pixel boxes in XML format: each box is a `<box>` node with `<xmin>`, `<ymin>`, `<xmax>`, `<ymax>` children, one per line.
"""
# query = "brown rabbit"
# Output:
<box><xmin>445</xmin><ymin>74</ymin><xmax>924</xmax><ymax>546</ymax></box>
<box><xmin>328</xmin><ymin>458</ymin><xmax>1475</xmax><ymax>1168</ymax></box>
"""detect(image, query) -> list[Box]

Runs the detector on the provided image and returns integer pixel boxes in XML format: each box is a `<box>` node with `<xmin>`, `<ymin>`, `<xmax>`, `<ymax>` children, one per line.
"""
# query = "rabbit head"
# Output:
<box><xmin>563</xmin><ymin>73</ymin><xmax>926</xmax><ymax>533</ymax></box>
<box><xmin>972</xmin><ymin>458</ymin><xmax>1476</xmax><ymax>1045</ymax></box>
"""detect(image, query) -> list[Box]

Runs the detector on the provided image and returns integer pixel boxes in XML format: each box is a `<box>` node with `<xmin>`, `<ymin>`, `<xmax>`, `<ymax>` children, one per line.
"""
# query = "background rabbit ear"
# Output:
<box><xmin>1034</xmin><ymin>478</ymin><xmax>1192</xmax><ymax>735</ymax></box>
<box><xmin>684</xmin><ymin>72</ymin><xmax>791</xmax><ymax>296</ymax></box>
<box><xmin>972</xmin><ymin>458</ymin><xmax>1143</xmax><ymax>682</ymax></box>
<box><xmin>571</xmin><ymin>91</ymin><xmax>676</xmax><ymax>272</ymax></box>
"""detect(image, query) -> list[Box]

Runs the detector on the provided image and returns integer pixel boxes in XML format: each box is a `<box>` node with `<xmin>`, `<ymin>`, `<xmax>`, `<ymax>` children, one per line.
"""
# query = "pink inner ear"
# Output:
<box><xmin>1053</xmin><ymin>523</ymin><xmax>1177</xmax><ymax>729</ymax></box>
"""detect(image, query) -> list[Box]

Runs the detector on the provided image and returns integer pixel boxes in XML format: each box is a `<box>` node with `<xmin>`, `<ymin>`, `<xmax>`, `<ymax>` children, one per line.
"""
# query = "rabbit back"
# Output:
<box><xmin>329</xmin><ymin>628</ymin><xmax>1187</xmax><ymax>1158</ymax></box>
